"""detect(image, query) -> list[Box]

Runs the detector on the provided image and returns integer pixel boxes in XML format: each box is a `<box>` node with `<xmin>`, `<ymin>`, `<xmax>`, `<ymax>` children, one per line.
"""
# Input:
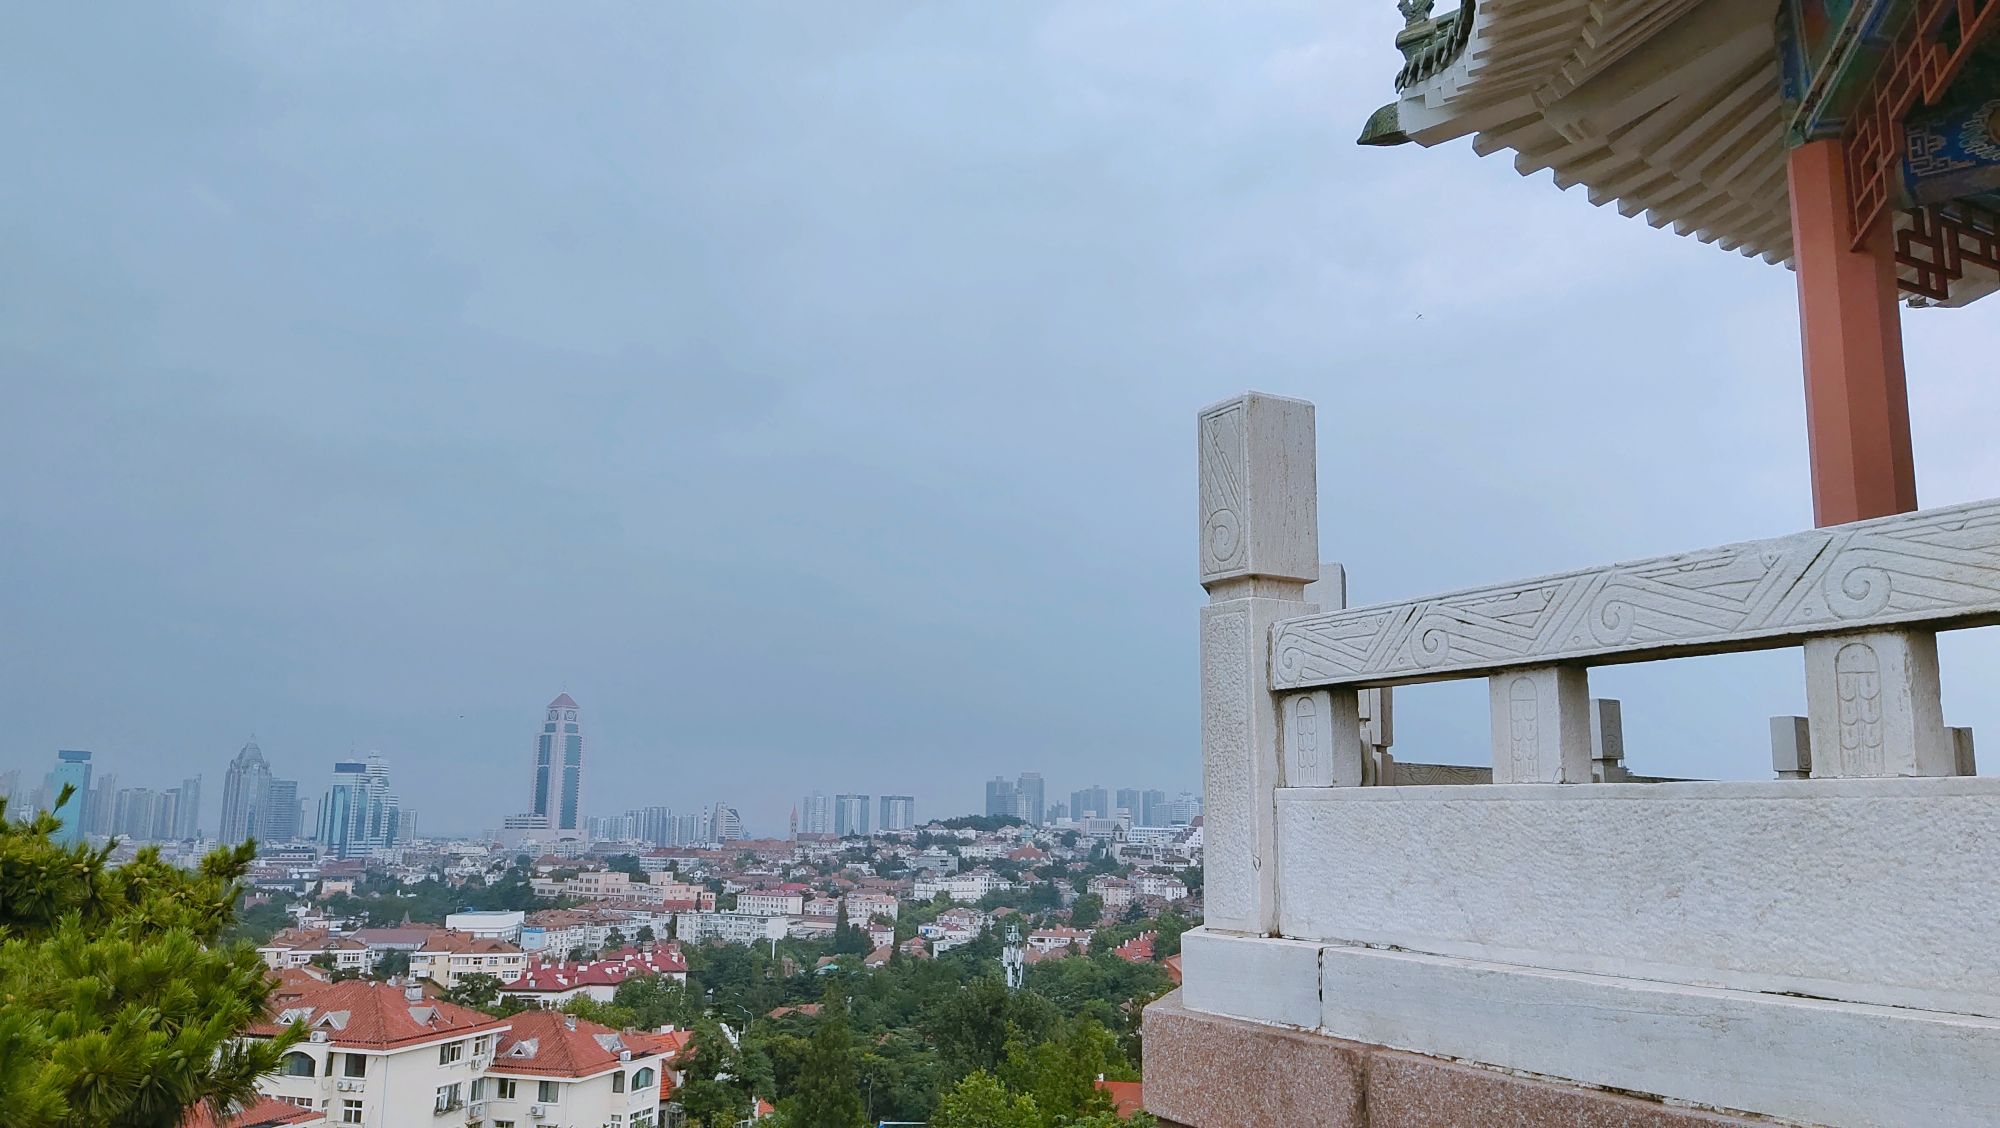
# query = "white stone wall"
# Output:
<box><xmin>1272</xmin><ymin>777</ymin><xmax>2000</xmax><ymax>1017</ymax></box>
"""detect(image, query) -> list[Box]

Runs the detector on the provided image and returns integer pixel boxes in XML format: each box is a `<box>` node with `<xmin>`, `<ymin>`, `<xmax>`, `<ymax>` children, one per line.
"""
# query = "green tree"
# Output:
<box><xmin>371</xmin><ymin>948</ymin><xmax>411</xmax><ymax>979</ymax></box>
<box><xmin>930</xmin><ymin>1070</ymin><xmax>1040</xmax><ymax>1128</ymax></box>
<box><xmin>790</xmin><ymin>985</ymin><xmax>865</xmax><ymax>1128</ymax></box>
<box><xmin>1069</xmin><ymin>893</ymin><xmax>1103</xmax><ymax>928</ymax></box>
<box><xmin>442</xmin><ymin>973</ymin><xmax>503</xmax><ymax>1012</ymax></box>
<box><xmin>637</xmin><ymin>924</ymin><xmax>656</xmax><ymax>943</ymax></box>
<box><xmin>999</xmin><ymin>1019</ymin><xmax>1120</xmax><ymax>1122</ymax></box>
<box><xmin>0</xmin><ymin>789</ymin><xmax>302</xmax><ymax>1127</ymax></box>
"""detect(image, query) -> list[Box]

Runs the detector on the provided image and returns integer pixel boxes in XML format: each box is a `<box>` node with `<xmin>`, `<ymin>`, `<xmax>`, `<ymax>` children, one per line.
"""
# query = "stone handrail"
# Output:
<box><xmin>1269</xmin><ymin>495</ymin><xmax>2000</xmax><ymax>690</ymax></box>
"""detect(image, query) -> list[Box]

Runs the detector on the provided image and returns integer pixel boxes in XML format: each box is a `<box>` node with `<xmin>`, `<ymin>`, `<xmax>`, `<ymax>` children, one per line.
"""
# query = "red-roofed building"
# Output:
<box><xmin>1113</xmin><ymin>931</ymin><xmax>1157</xmax><ymax>964</ymax></box>
<box><xmin>179</xmin><ymin>1095</ymin><xmax>325</xmax><ymax>1128</ymax></box>
<box><xmin>1095</xmin><ymin>1078</ymin><xmax>1146</xmax><ymax>1119</ymax></box>
<box><xmin>244</xmin><ymin>979</ymin><xmax>511</xmax><ymax>1126</ymax></box>
<box><xmin>486</xmin><ymin>1011</ymin><xmax>669</xmax><ymax>1127</ymax></box>
<box><xmin>409</xmin><ymin>929</ymin><xmax>527</xmax><ymax>989</ymax></box>
<box><xmin>499</xmin><ymin>943</ymin><xmax>690</xmax><ymax>1007</ymax></box>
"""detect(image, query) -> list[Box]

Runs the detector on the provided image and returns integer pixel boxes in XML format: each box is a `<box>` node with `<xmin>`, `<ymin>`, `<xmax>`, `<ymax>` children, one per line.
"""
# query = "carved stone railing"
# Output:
<box><xmin>1184</xmin><ymin>391</ymin><xmax>2000</xmax><ymax>1127</ymax></box>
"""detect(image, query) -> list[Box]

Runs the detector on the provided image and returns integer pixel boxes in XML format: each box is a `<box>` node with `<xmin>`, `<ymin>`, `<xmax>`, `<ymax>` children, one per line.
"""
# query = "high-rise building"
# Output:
<box><xmin>879</xmin><ymin>795</ymin><xmax>917</xmax><ymax>832</ymax></box>
<box><xmin>710</xmin><ymin>802</ymin><xmax>744</xmax><ymax>842</ymax></box>
<box><xmin>1115</xmin><ymin>788</ymin><xmax>1141</xmax><ymax>819</ymax></box>
<box><xmin>984</xmin><ymin>777</ymin><xmax>1016</xmax><ymax>819</ymax></box>
<box><xmin>1167</xmin><ymin>791</ymin><xmax>1203</xmax><ymax>826</ymax></box>
<box><xmin>317</xmin><ymin>760</ymin><xmax>368</xmax><ymax>859</ymax></box>
<box><xmin>261</xmin><ymin>777</ymin><xmax>302</xmax><ymax>842</ymax></box>
<box><xmin>85</xmin><ymin>771</ymin><xmax>118</xmax><ymax>837</ymax></box>
<box><xmin>1070</xmin><ymin>784</ymin><xmax>1108</xmax><ymax>821</ymax></box>
<box><xmin>173</xmin><ymin>776</ymin><xmax>203</xmax><ymax>839</ymax></box>
<box><xmin>799</xmin><ymin>792</ymin><xmax>834</xmax><ymax>835</ymax></box>
<box><xmin>219</xmin><ymin>739</ymin><xmax>272</xmax><ymax>844</ymax></box>
<box><xmin>0</xmin><ymin>769</ymin><xmax>19</xmax><ymax>801</ymax></box>
<box><xmin>528</xmin><ymin>694</ymin><xmax>585</xmax><ymax>834</ymax></box>
<box><xmin>48</xmin><ymin>750</ymin><xmax>93</xmax><ymax>845</ymax></box>
<box><xmin>1015</xmin><ymin>773</ymin><xmax>1046</xmax><ymax>826</ymax></box>
<box><xmin>834</xmin><ymin>793</ymin><xmax>870</xmax><ymax>838</ymax></box>
<box><xmin>1141</xmin><ymin>788</ymin><xmax>1169</xmax><ymax>827</ymax></box>
<box><xmin>357</xmin><ymin>752</ymin><xmax>400</xmax><ymax>851</ymax></box>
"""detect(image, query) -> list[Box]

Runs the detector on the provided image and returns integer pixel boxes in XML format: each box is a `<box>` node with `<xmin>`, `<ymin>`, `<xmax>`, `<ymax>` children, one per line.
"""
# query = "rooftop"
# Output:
<box><xmin>250</xmin><ymin>979</ymin><xmax>508</xmax><ymax>1049</ymax></box>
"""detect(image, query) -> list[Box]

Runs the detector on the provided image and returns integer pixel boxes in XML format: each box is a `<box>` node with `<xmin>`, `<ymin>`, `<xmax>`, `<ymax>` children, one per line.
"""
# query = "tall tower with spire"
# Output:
<box><xmin>219</xmin><ymin>739</ymin><xmax>271</xmax><ymax>844</ymax></box>
<box><xmin>530</xmin><ymin>693</ymin><xmax>584</xmax><ymax>834</ymax></box>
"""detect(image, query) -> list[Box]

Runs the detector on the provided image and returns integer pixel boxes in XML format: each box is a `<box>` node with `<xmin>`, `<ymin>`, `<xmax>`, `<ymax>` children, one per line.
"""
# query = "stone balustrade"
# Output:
<box><xmin>1176</xmin><ymin>391</ymin><xmax>2000</xmax><ymax>1127</ymax></box>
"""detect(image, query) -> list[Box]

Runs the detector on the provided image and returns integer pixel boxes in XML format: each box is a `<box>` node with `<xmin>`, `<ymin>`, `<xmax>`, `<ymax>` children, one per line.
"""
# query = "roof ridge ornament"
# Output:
<box><xmin>1398</xmin><ymin>0</ymin><xmax>1434</xmax><ymax>27</ymax></box>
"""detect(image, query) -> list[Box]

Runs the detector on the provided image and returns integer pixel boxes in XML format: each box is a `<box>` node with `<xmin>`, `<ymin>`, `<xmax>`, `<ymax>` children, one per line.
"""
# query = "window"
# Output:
<box><xmin>343</xmin><ymin>1053</ymin><xmax>367</xmax><ymax>1078</ymax></box>
<box><xmin>610</xmin><ymin>1115</ymin><xmax>624</xmax><ymax>1128</ymax></box>
<box><xmin>538</xmin><ymin>1079</ymin><xmax>559</xmax><ymax>1103</ymax></box>
<box><xmin>496</xmin><ymin>1122</ymin><xmax>515</xmax><ymax>1128</ymax></box>
<box><xmin>495</xmin><ymin>1079</ymin><xmax>518</xmax><ymax>1100</ymax></box>
<box><xmin>633</xmin><ymin>1068</ymin><xmax>655</xmax><ymax>1091</ymax></box>
<box><xmin>434</xmin><ymin>1083</ymin><xmax>463</xmax><ymax>1112</ymax></box>
<box><xmin>612</xmin><ymin>1072</ymin><xmax>625</xmax><ymax>1094</ymax></box>
<box><xmin>471</xmin><ymin>1078</ymin><xmax>485</xmax><ymax>1101</ymax></box>
<box><xmin>440</xmin><ymin>1040</ymin><xmax>465</xmax><ymax>1064</ymax></box>
<box><xmin>341</xmin><ymin>1100</ymin><xmax>363</xmax><ymax>1125</ymax></box>
<box><xmin>279</xmin><ymin>1096</ymin><xmax>314</xmax><ymax>1109</ymax></box>
<box><xmin>281</xmin><ymin>1051</ymin><xmax>315</xmax><ymax>1077</ymax></box>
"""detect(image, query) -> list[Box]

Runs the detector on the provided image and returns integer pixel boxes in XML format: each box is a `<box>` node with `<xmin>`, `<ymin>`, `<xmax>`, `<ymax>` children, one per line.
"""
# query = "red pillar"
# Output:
<box><xmin>1786</xmin><ymin>140</ymin><xmax>1918</xmax><ymax>527</ymax></box>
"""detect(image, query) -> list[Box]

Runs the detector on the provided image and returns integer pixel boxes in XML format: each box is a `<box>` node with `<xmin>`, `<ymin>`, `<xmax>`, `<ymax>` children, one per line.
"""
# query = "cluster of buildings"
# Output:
<box><xmin>242</xmin><ymin>971</ymin><xmax>696</xmax><ymax>1128</ymax></box>
<box><xmin>984</xmin><ymin>771</ymin><xmax>1202</xmax><ymax>831</ymax></box>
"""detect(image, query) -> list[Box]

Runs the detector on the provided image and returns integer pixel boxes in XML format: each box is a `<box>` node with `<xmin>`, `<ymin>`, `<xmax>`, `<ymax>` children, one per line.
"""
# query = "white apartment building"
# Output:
<box><xmin>912</xmin><ymin>869</ymin><xmax>1014</xmax><ymax>904</ymax></box>
<box><xmin>734</xmin><ymin>888</ymin><xmax>805</xmax><ymax>916</ymax></box>
<box><xmin>483</xmin><ymin>1011</ymin><xmax>669</xmax><ymax>1128</ymax></box>
<box><xmin>409</xmin><ymin>931</ymin><xmax>527</xmax><ymax>990</ymax></box>
<box><xmin>844</xmin><ymin>892</ymin><xmax>899</xmax><ymax>922</ymax></box>
<box><xmin>258</xmin><ymin>929</ymin><xmax>372</xmax><ymax>974</ymax></box>
<box><xmin>249</xmin><ymin>979</ymin><xmax>511</xmax><ymax>1128</ymax></box>
<box><xmin>442</xmin><ymin>909</ymin><xmax>525</xmax><ymax>942</ymax></box>
<box><xmin>675</xmin><ymin>911</ymin><xmax>787</xmax><ymax>945</ymax></box>
<box><xmin>1129</xmin><ymin>871</ymin><xmax>1189</xmax><ymax>901</ymax></box>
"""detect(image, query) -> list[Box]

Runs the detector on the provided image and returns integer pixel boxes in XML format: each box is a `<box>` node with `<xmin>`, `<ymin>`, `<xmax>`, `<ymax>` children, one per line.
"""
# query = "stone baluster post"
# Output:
<box><xmin>1589</xmin><ymin>698</ymin><xmax>1626</xmax><ymax>782</ymax></box>
<box><xmin>1771</xmin><ymin>716</ymin><xmax>1813</xmax><ymax>780</ymax></box>
<box><xmin>1198</xmin><ymin>393</ymin><xmax>1321</xmax><ymax>935</ymax></box>
<box><xmin>1803</xmin><ymin>631</ymin><xmax>1952</xmax><ymax>777</ymax></box>
<box><xmin>1489</xmin><ymin>666</ymin><xmax>1592</xmax><ymax>783</ymax></box>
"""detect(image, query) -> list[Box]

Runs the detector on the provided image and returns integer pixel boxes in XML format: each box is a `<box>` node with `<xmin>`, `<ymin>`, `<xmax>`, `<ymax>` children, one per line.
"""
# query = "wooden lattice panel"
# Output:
<box><xmin>1895</xmin><ymin>206</ymin><xmax>2000</xmax><ymax>300</ymax></box>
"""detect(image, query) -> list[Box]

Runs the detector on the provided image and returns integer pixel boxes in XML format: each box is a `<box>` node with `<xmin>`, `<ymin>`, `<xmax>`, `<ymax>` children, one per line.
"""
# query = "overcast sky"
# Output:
<box><xmin>4</xmin><ymin>3</ymin><xmax>1998</xmax><ymax>837</ymax></box>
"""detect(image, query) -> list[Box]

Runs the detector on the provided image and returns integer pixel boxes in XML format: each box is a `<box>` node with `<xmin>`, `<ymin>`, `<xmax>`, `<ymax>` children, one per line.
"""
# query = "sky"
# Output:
<box><xmin>3</xmin><ymin>3</ymin><xmax>1998</xmax><ymax>837</ymax></box>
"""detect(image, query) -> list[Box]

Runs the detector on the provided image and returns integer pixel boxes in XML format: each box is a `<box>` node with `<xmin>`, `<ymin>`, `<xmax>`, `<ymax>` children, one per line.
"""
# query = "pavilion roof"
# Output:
<box><xmin>1366</xmin><ymin>0</ymin><xmax>1801</xmax><ymax>265</ymax></box>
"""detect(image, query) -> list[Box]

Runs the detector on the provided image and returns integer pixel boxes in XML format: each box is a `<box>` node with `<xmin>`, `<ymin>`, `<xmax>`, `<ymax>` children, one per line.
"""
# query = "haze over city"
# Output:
<box><xmin>7</xmin><ymin>2</ymin><xmax>2000</xmax><ymax>839</ymax></box>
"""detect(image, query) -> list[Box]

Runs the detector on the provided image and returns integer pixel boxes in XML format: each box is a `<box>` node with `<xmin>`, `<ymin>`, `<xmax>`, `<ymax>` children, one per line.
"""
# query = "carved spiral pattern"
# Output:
<box><xmin>1590</xmin><ymin>595</ymin><xmax>1635</xmax><ymax>646</ymax></box>
<box><xmin>1412</xmin><ymin>614</ymin><xmax>1453</xmax><ymax>668</ymax></box>
<box><xmin>1825</xmin><ymin>555</ymin><xmax>1893</xmax><ymax>619</ymax></box>
<box><xmin>1206</xmin><ymin>508</ymin><xmax>1241</xmax><ymax>566</ymax></box>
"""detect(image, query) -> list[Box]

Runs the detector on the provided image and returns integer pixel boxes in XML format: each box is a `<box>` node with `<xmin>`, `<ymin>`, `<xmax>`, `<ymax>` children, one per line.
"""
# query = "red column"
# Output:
<box><xmin>1786</xmin><ymin>139</ymin><xmax>1918</xmax><ymax>527</ymax></box>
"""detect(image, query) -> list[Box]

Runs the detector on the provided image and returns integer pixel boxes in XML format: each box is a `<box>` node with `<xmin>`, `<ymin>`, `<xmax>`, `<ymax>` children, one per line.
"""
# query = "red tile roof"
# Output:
<box><xmin>490</xmin><ymin>1011</ymin><xmax>665</xmax><ymax>1079</ymax></box>
<box><xmin>1113</xmin><ymin>931</ymin><xmax>1157</xmax><ymax>963</ymax></box>
<box><xmin>180</xmin><ymin>1096</ymin><xmax>324</xmax><ymax>1128</ymax></box>
<box><xmin>1096</xmin><ymin>1079</ymin><xmax>1146</xmax><ymax>1119</ymax></box>
<box><xmin>504</xmin><ymin>944</ymin><xmax>688</xmax><ymax>994</ymax></box>
<box><xmin>249</xmin><ymin>980</ymin><xmax>509</xmax><ymax>1049</ymax></box>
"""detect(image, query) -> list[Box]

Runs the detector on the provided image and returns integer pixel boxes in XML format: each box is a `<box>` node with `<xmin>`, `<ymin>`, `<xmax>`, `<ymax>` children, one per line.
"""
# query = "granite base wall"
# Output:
<box><xmin>1143</xmin><ymin>991</ymin><xmax>1784</xmax><ymax>1128</ymax></box>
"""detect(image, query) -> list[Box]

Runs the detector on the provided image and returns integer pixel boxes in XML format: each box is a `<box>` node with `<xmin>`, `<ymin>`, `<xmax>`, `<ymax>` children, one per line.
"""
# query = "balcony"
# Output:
<box><xmin>1146</xmin><ymin>393</ymin><xmax>2000</xmax><ymax>1128</ymax></box>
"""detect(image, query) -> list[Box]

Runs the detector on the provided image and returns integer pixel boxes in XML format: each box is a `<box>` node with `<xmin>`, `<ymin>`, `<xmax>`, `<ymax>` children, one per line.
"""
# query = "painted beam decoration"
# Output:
<box><xmin>1779</xmin><ymin>0</ymin><xmax>1906</xmax><ymax>145</ymax></box>
<box><xmin>1269</xmin><ymin>497</ymin><xmax>2000</xmax><ymax>690</ymax></box>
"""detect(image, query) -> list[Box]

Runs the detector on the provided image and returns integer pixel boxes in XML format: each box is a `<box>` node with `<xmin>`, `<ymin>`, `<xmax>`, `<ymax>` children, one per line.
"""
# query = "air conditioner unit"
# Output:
<box><xmin>336</xmin><ymin>1079</ymin><xmax>365</xmax><ymax>1092</ymax></box>
<box><xmin>308</xmin><ymin>1031</ymin><xmax>330</xmax><ymax>1043</ymax></box>
<box><xmin>528</xmin><ymin>1106</ymin><xmax>550</xmax><ymax>1119</ymax></box>
<box><xmin>466</xmin><ymin>1102</ymin><xmax>487</xmax><ymax>1117</ymax></box>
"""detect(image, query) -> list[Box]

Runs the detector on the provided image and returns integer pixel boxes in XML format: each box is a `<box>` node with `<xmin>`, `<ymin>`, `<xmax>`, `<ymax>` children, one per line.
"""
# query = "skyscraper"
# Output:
<box><xmin>173</xmin><ymin>776</ymin><xmax>203</xmax><ymax>839</ymax></box>
<box><xmin>261</xmin><ymin>778</ymin><xmax>302</xmax><ymax>842</ymax></box>
<box><xmin>48</xmin><ymin>750</ymin><xmax>92</xmax><ymax>845</ymax></box>
<box><xmin>710</xmin><ymin>802</ymin><xmax>744</xmax><ymax>842</ymax></box>
<box><xmin>1071</xmin><ymin>784</ymin><xmax>1108</xmax><ymax>821</ymax></box>
<box><xmin>984</xmin><ymin>777</ymin><xmax>1016</xmax><ymax>819</ymax></box>
<box><xmin>1115</xmin><ymin>788</ymin><xmax>1141</xmax><ymax>819</ymax></box>
<box><xmin>1015</xmin><ymin>773</ymin><xmax>1046</xmax><ymax>827</ymax></box>
<box><xmin>879</xmin><ymin>795</ymin><xmax>916</xmax><ymax>832</ymax></box>
<box><xmin>219</xmin><ymin>739</ymin><xmax>272</xmax><ymax>844</ymax></box>
<box><xmin>834</xmin><ymin>793</ymin><xmax>870</xmax><ymax>838</ymax></box>
<box><xmin>317</xmin><ymin>760</ymin><xmax>368</xmax><ymax>859</ymax></box>
<box><xmin>1141</xmin><ymin>788</ymin><xmax>1169</xmax><ymax>827</ymax></box>
<box><xmin>529</xmin><ymin>694</ymin><xmax>584</xmax><ymax>834</ymax></box>
<box><xmin>799</xmin><ymin>792</ymin><xmax>833</xmax><ymax>835</ymax></box>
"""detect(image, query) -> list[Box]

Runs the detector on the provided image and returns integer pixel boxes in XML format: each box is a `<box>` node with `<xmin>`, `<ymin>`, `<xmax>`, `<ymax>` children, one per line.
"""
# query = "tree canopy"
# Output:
<box><xmin>0</xmin><ymin>789</ymin><xmax>300</xmax><ymax>1127</ymax></box>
